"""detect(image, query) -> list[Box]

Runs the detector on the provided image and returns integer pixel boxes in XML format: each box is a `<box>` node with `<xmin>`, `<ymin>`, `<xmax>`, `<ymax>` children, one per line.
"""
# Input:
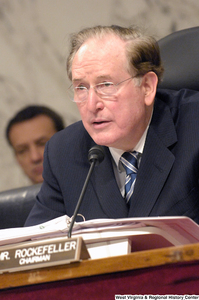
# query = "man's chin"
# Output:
<box><xmin>91</xmin><ymin>135</ymin><xmax>118</xmax><ymax>148</ymax></box>
<box><xmin>30</xmin><ymin>176</ymin><xmax>44</xmax><ymax>184</ymax></box>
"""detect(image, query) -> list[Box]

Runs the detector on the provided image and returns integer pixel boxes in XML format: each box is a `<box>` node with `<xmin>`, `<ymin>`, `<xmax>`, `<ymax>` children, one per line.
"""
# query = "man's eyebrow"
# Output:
<box><xmin>13</xmin><ymin>142</ymin><xmax>28</xmax><ymax>150</ymax></box>
<box><xmin>14</xmin><ymin>136</ymin><xmax>48</xmax><ymax>148</ymax></box>
<box><xmin>97</xmin><ymin>75</ymin><xmax>112</xmax><ymax>80</ymax></box>
<box><xmin>72</xmin><ymin>75</ymin><xmax>112</xmax><ymax>82</ymax></box>
<box><xmin>72</xmin><ymin>78</ymin><xmax>84</xmax><ymax>82</ymax></box>
<box><xmin>35</xmin><ymin>136</ymin><xmax>49</xmax><ymax>143</ymax></box>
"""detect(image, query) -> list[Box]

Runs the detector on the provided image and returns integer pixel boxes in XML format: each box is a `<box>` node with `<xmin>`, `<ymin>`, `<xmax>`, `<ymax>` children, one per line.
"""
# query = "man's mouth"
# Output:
<box><xmin>92</xmin><ymin>120</ymin><xmax>110</xmax><ymax>128</ymax></box>
<box><xmin>33</xmin><ymin>166</ymin><xmax>43</xmax><ymax>175</ymax></box>
<box><xmin>93</xmin><ymin>120</ymin><xmax>106</xmax><ymax>124</ymax></box>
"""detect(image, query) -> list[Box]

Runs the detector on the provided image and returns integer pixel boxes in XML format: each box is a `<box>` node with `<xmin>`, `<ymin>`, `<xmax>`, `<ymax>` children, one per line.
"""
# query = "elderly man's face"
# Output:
<box><xmin>9</xmin><ymin>115</ymin><xmax>57</xmax><ymax>183</ymax></box>
<box><xmin>72</xmin><ymin>35</ymin><xmax>157</xmax><ymax>151</ymax></box>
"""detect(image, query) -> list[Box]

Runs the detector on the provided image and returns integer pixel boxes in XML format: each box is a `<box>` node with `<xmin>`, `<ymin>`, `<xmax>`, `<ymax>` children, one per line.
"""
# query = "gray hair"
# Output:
<box><xmin>66</xmin><ymin>25</ymin><xmax>164</xmax><ymax>83</ymax></box>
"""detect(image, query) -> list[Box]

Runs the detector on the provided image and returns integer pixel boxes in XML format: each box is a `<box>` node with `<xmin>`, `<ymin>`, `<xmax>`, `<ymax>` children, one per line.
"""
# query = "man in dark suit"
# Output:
<box><xmin>25</xmin><ymin>25</ymin><xmax>199</xmax><ymax>226</ymax></box>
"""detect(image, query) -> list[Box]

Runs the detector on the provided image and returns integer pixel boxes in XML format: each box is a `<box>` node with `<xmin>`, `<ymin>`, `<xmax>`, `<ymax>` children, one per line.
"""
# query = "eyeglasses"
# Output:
<box><xmin>68</xmin><ymin>76</ymin><xmax>136</xmax><ymax>103</ymax></box>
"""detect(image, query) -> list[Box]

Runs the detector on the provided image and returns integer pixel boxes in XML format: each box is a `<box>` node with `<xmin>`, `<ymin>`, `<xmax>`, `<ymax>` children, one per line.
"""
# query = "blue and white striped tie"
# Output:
<box><xmin>120</xmin><ymin>151</ymin><xmax>139</xmax><ymax>204</ymax></box>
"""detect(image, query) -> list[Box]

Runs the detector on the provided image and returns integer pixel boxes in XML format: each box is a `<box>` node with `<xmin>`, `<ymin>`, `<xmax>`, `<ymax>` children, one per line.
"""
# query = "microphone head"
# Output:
<box><xmin>88</xmin><ymin>145</ymin><xmax>105</xmax><ymax>165</ymax></box>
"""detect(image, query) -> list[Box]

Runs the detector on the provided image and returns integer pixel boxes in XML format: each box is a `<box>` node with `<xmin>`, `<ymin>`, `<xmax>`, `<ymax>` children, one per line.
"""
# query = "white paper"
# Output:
<box><xmin>0</xmin><ymin>215</ymin><xmax>199</xmax><ymax>248</ymax></box>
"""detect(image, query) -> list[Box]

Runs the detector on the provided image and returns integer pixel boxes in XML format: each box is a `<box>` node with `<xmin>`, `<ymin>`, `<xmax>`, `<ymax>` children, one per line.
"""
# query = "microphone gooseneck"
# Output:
<box><xmin>68</xmin><ymin>145</ymin><xmax>105</xmax><ymax>238</ymax></box>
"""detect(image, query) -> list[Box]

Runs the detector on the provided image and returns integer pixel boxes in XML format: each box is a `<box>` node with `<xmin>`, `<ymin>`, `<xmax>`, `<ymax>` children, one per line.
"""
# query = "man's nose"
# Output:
<box><xmin>86</xmin><ymin>88</ymin><xmax>105</xmax><ymax>112</ymax></box>
<box><xmin>29</xmin><ymin>146</ymin><xmax>43</xmax><ymax>162</ymax></box>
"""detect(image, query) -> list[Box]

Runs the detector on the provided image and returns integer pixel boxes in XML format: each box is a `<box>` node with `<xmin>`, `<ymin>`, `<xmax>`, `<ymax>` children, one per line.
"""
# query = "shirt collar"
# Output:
<box><xmin>109</xmin><ymin>124</ymin><xmax>149</xmax><ymax>170</ymax></box>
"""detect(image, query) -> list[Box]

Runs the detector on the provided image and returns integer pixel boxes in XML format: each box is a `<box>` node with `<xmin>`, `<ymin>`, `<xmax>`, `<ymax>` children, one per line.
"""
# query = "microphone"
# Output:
<box><xmin>68</xmin><ymin>145</ymin><xmax>105</xmax><ymax>238</ymax></box>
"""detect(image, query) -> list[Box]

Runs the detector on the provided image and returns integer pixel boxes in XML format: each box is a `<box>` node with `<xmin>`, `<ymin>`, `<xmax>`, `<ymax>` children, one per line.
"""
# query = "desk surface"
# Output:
<box><xmin>1</xmin><ymin>241</ymin><xmax>199</xmax><ymax>290</ymax></box>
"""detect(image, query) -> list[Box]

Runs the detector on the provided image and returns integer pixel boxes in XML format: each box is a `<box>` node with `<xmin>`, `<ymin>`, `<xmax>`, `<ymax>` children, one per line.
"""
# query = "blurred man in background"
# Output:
<box><xmin>6</xmin><ymin>105</ymin><xmax>65</xmax><ymax>184</ymax></box>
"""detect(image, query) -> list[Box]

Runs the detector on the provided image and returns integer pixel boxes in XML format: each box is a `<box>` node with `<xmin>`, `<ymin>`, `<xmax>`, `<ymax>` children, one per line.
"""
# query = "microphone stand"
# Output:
<box><xmin>67</xmin><ymin>160</ymin><xmax>96</xmax><ymax>238</ymax></box>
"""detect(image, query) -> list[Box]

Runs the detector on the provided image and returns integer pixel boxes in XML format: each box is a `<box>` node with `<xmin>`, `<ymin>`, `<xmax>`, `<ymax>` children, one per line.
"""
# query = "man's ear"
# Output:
<box><xmin>142</xmin><ymin>72</ymin><xmax>158</xmax><ymax>106</ymax></box>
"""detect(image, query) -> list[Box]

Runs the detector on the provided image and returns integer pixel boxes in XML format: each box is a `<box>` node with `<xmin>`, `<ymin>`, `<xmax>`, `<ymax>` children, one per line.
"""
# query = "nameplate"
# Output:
<box><xmin>0</xmin><ymin>236</ymin><xmax>90</xmax><ymax>273</ymax></box>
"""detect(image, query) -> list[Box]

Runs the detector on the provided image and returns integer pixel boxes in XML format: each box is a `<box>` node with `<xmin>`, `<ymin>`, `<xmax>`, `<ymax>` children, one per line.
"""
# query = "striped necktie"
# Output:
<box><xmin>120</xmin><ymin>151</ymin><xmax>139</xmax><ymax>204</ymax></box>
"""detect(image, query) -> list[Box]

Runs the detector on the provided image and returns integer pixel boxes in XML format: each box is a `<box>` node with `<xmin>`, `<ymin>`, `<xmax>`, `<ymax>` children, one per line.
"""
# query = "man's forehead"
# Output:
<box><xmin>78</xmin><ymin>34</ymin><xmax>126</xmax><ymax>52</ymax></box>
<box><xmin>72</xmin><ymin>36</ymin><xmax>127</xmax><ymax>77</ymax></box>
<box><xmin>11</xmin><ymin>115</ymin><xmax>55</xmax><ymax>131</ymax></box>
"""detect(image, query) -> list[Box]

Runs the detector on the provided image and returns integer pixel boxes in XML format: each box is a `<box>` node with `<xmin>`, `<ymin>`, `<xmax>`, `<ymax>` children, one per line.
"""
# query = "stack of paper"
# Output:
<box><xmin>0</xmin><ymin>215</ymin><xmax>199</xmax><ymax>259</ymax></box>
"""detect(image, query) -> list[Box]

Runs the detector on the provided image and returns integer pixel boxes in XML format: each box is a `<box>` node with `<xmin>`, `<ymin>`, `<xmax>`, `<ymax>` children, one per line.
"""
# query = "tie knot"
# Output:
<box><xmin>120</xmin><ymin>151</ymin><xmax>138</xmax><ymax>175</ymax></box>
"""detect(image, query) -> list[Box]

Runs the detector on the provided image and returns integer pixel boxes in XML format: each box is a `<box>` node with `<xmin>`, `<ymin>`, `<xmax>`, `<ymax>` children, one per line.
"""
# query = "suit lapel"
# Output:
<box><xmin>128</xmin><ymin>98</ymin><xmax>177</xmax><ymax>217</ymax></box>
<box><xmin>91</xmin><ymin>148</ymin><xmax>129</xmax><ymax>218</ymax></box>
<box><xmin>73</xmin><ymin>130</ymin><xmax>128</xmax><ymax>219</ymax></box>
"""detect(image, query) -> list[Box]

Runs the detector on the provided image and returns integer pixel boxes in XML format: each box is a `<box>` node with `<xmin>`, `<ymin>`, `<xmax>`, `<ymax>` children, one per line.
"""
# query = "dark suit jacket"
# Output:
<box><xmin>25</xmin><ymin>89</ymin><xmax>199</xmax><ymax>226</ymax></box>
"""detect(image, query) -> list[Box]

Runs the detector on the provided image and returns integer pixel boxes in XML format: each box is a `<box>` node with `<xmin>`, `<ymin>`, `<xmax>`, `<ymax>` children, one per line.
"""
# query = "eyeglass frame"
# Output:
<box><xmin>68</xmin><ymin>75</ymin><xmax>138</xmax><ymax>103</ymax></box>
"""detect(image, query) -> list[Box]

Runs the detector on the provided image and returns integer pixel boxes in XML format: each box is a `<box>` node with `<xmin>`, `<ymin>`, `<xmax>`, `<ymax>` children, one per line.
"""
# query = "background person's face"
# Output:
<box><xmin>72</xmin><ymin>35</ymin><xmax>155</xmax><ymax>151</ymax></box>
<box><xmin>9</xmin><ymin>115</ymin><xmax>57</xmax><ymax>183</ymax></box>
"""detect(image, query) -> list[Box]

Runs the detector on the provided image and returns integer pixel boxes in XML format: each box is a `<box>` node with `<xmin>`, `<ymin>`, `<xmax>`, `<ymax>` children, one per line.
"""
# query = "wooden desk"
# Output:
<box><xmin>1</xmin><ymin>242</ymin><xmax>199</xmax><ymax>298</ymax></box>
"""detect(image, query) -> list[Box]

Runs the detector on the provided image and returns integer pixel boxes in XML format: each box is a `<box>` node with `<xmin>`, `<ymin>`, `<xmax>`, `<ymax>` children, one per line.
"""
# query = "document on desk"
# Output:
<box><xmin>0</xmin><ymin>215</ymin><xmax>199</xmax><ymax>248</ymax></box>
